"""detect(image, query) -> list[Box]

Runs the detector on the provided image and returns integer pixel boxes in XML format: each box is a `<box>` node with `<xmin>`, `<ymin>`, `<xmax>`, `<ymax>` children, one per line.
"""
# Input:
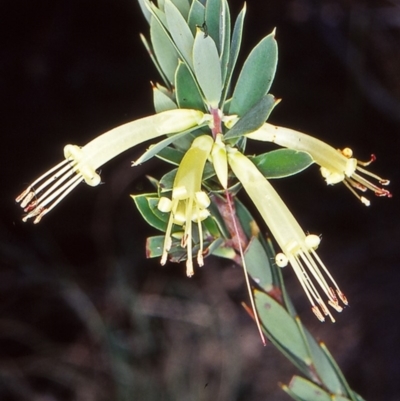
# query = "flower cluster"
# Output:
<box><xmin>16</xmin><ymin>0</ymin><xmax>392</xmax><ymax>326</ymax></box>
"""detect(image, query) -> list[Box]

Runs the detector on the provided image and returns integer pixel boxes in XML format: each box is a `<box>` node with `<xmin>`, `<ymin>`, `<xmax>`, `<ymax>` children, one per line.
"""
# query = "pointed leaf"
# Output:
<box><xmin>153</xmin><ymin>85</ymin><xmax>177</xmax><ymax>112</ymax></box>
<box><xmin>156</xmin><ymin>146</ymin><xmax>185</xmax><ymax>166</ymax></box>
<box><xmin>224</xmin><ymin>95</ymin><xmax>277</xmax><ymax>139</ymax></box>
<box><xmin>140</xmin><ymin>33</ymin><xmax>171</xmax><ymax>89</ymax></box>
<box><xmin>251</xmin><ymin>149</ymin><xmax>313</xmax><ymax>179</ymax></box>
<box><xmin>204</xmin><ymin>0</ymin><xmax>221</xmax><ymax>51</ymax></box>
<box><xmin>188</xmin><ymin>0</ymin><xmax>205</xmax><ymax>34</ymax></box>
<box><xmin>150</xmin><ymin>16</ymin><xmax>179</xmax><ymax>85</ymax></box>
<box><xmin>170</xmin><ymin>0</ymin><xmax>190</xmax><ymax>20</ymax></box>
<box><xmin>244</xmin><ymin>237</ymin><xmax>273</xmax><ymax>292</ymax></box>
<box><xmin>219</xmin><ymin>0</ymin><xmax>231</xmax><ymax>84</ymax></box>
<box><xmin>137</xmin><ymin>0</ymin><xmax>151</xmax><ymax>23</ymax></box>
<box><xmin>254</xmin><ymin>290</ymin><xmax>310</xmax><ymax>362</ymax></box>
<box><xmin>285</xmin><ymin>376</ymin><xmax>331</xmax><ymax>401</ymax></box>
<box><xmin>175</xmin><ymin>61</ymin><xmax>205</xmax><ymax>110</ymax></box>
<box><xmin>134</xmin><ymin>125</ymin><xmax>206</xmax><ymax>165</ymax></box>
<box><xmin>146</xmin><ymin>235</ymin><xmax>165</xmax><ymax>258</ymax></box>
<box><xmin>193</xmin><ymin>30</ymin><xmax>222</xmax><ymax>107</ymax></box>
<box><xmin>230</xmin><ymin>29</ymin><xmax>278</xmax><ymax>116</ymax></box>
<box><xmin>131</xmin><ymin>194</ymin><xmax>168</xmax><ymax>232</ymax></box>
<box><xmin>221</xmin><ymin>3</ymin><xmax>246</xmax><ymax>104</ymax></box>
<box><xmin>302</xmin><ymin>329</ymin><xmax>345</xmax><ymax>394</ymax></box>
<box><xmin>164</xmin><ymin>0</ymin><xmax>194</xmax><ymax>68</ymax></box>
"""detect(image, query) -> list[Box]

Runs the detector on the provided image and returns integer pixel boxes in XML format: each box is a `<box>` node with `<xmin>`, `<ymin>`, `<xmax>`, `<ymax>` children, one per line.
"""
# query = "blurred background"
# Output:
<box><xmin>1</xmin><ymin>0</ymin><xmax>399</xmax><ymax>400</ymax></box>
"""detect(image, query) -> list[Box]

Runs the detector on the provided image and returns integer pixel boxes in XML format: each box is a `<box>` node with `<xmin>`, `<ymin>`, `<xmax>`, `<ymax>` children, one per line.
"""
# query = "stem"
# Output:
<box><xmin>210</xmin><ymin>107</ymin><xmax>222</xmax><ymax>139</ymax></box>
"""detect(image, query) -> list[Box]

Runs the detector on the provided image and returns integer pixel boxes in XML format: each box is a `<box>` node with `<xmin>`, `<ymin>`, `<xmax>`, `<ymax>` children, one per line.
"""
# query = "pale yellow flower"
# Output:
<box><xmin>158</xmin><ymin>135</ymin><xmax>214</xmax><ymax>277</ymax></box>
<box><xmin>247</xmin><ymin>123</ymin><xmax>391</xmax><ymax>206</ymax></box>
<box><xmin>228</xmin><ymin>147</ymin><xmax>347</xmax><ymax>322</ymax></box>
<box><xmin>16</xmin><ymin>109</ymin><xmax>205</xmax><ymax>223</ymax></box>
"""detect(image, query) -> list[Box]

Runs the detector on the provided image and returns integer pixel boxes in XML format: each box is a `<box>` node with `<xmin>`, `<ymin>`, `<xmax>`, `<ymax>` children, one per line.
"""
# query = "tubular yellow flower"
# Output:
<box><xmin>158</xmin><ymin>135</ymin><xmax>213</xmax><ymax>277</ymax></box>
<box><xmin>228</xmin><ymin>148</ymin><xmax>347</xmax><ymax>322</ymax></box>
<box><xmin>246</xmin><ymin>123</ymin><xmax>391</xmax><ymax>206</ymax></box>
<box><xmin>16</xmin><ymin>109</ymin><xmax>204</xmax><ymax>223</ymax></box>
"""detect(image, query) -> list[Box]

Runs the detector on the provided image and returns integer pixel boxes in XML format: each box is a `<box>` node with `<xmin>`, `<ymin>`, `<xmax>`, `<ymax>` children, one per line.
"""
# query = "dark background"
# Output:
<box><xmin>1</xmin><ymin>0</ymin><xmax>399</xmax><ymax>400</ymax></box>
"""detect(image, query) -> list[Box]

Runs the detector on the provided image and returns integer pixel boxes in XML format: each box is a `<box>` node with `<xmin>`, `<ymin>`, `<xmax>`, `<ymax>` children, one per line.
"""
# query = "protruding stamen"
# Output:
<box><xmin>312</xmin><ymin>306</ymin><xmax>325</xmax><ymax>322</ymax></box>
<box><xmin>343</xmin><ymin>180</ymin><xmax>371</xmax><ymax>206</ymax></box>
<box><xmin>337</xmin><ymin>289</ymin><xmax>348</xmax><ymax>305</ymax></box>
<box><xmin>328</xmin><ymin>300</ymin><xmax>343</xmax><ymax>313</ymax></box>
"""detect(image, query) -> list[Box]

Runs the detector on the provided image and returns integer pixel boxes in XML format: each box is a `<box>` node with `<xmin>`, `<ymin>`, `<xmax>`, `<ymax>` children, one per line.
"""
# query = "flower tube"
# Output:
<box><xmin>158</xmin><ymin>135</ymin><xmax>213</xmax><ymax>277</ymax></box>
<box><xmin>16</xmin><ymin>109</ymin><xmax>205</xmax><ymax>223</ymax></box>
<box><xmin>228</xmin><ymin>148</ymin><xmax>347</xmax><ymax>322</ymax></box>
<box><xmin>246</xmin><ymin>123</ymin><xmax>391</xmax><ymax>206</ymax></box>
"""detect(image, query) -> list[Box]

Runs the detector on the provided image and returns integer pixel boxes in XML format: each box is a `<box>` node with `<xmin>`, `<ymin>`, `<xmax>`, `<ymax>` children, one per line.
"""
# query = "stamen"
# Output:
<box><xmin>356</xmin><ymin>165</ymin><xmax>390</xmax><ymax>185</ymax></box>
<box><xmin>343</xmin><ymin>179</ymin><xmax>371</xmax><ymax>206</ymax></box>
<box><xmin>312</xmin><ymin>306</ymin><xmax>325</xmax><ymax>322</ymax></box>
<box><xmin>337</xmin><ymin>289</ymin><xmax>348</xmax><ymax>305</ymax></box>
<box><xmin>22</xmin><ymin>174</ymin><xmax>83</xmax><ymax>223</ymax></box>
<box><xmin>328</xmin><ymin>300</ymin><xmax>343</xmax><ymax>313</ymax></box>
<box><xmin>16</xmin><ymin>159</ymin><xmax>71</xmax><ymax>204</ymax></box>
<box><xmin>356</xmin><ymin>153</ymin><xmax>376</xmax><ymax>167</ymax></box>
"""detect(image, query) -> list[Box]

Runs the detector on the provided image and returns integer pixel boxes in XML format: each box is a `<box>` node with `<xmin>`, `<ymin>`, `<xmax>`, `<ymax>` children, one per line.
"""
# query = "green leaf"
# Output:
<box><xmin>170</xmin><ymin>0</ymin><xmax>190</xmax><ymax>20</ymax></box>
<box><xmin>187</xmin><ymin>0</ymin><xmax>205</xmax><ymax>34</ymax></box>
<box><xmin>224</xmin><ymin>94</ymin><xmax>277</xmax><ymax>139</ymax></box>
<box><xmin>164</xmin><ymin>0</ymin><xmax>194</xmax><ymax>69</ymax></box>
<box><xmin>131</xmin><ymin>194</ymin><xmax>168</xmax><ymax>232</ymax></box>
<box><xmin>254</xmin><ymin>291</ymin><xmax>310</xmax><ymax>363</ymax></box>
<box><xmin>229</xmin><ymin>29</ymin><xmax>278</xmax><ymax>116</ymax></box>
<box><xmin>153</xmin><ymin>85</ymin><xmax>177</xmax><ymax>112</ymax></box>
<box><xmin>244</xmin><ymin>237</ymin><xmax>273</xmax><ymax>292</ymax></box>
<box><xmin>202</xmin><ymin>215</ymin><xmax>221</xmax><ymax>239</ymax></box>
<box><xmin>140</xmin><ymin>33</ymin><xmax>171</xmax><ymax>89</ymax></box>
<box><xmin>301</xmin><ymin>329</ymin><xmax>345</xmax><ymax>394</ymax></box>
<box><xmin>193</xmin><ymin>30</ymin><xmax>222</xmax><ymax>107</ymax></box>
<box><xmin>134</xmin><ymin>125</ymin><xmax>206</xmax><ymax>165</ymax></box>
<box><xmin>156</xmin><ymin>146</ymin><xmax>185</xmax><ymax>166</ymax></box>
<box><xmin>221</xmin><ymin>3</ymin><xmax>246</xmax><ymax>104</ymax></box>
<box><xmin>175</xmin><ymin>61</ymin><xmax>205</xmax><ymax>110</ymax></box>
<box><xmin>146</xmin><ymin>235</ymin><xmax>165</xmax><ymax>258</ymax></box>
<box><xmin>204</xmin><ymin>0</ymin><xmax>221</xmax><ymax>51</ymax></box>
<box><xmin>219</xmin><ymin>0</ymin><xmax>231</xmax><ymax>85</ymax></box>
<box><xmin>251</xmin><ymin>149</ymin><xmax>313</xmax><ymax>179</ymax></box>
<box><xmin>319</xmin><ymin>343</ymin><xmax>360</xmax><ymax>401</ymax></box>
<box><xmin>284</xmin><ymin>376</ymin><xmax>331</xmax><ymax>401</ymax></box>
<box><xmin>150</xmin><ymin>16</ymin><xmax>179</xmax><ymax>85</ymax></box>
<box><xmin>137</xmin><ymin>0</ymin><xmax>151</xmax><ymax>23</ymax></box>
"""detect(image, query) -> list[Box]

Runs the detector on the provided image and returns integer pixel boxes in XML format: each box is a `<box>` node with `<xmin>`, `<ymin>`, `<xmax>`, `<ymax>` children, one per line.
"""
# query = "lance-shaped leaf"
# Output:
<box><xmin>131</xmin><ymin>194</ymin><xmax>168</xmax><ymax>232</ymax></box>
<box><xmin>300</xmin><ymin>328</ymin><xmax>346</xmax><ymax>395</ymax></box>
<box><xmin>193</xmin><ymin>29</ymin><xmax>222</xmax><ymax>108</ymax></box>
<box><xmin>251</xmin><ymin>149</ymin><xmax>313</xmax><ymax>179</ymax></box>
<box><xmin>254</xmin><ymin>290</ymin><xmax>310</xmax><ymax>363</ymax></box>
<box><xmin>187</xmin><ymin>0</ymin><xmax>205</xmax><ymax>34</ymax></box>
<box><xmin>150</xmin><ymin>15</ymin><xmax>180</xmax><ymax>85</ymax></box>
<box><xmin>164</xmin><ymin>0</ymin><xmax>194</xmax><ymax>69</ymax></box>
<box><xmin>282</xmin><ymin>376</ymin><xmax>333</xmax><ymax>401</ymax></box>
<box><xmin>224</xmin><ymin>95</ymin><xmax>278</xmax><ymax>139</ymax></box>
<box><xmin>229</xmin><ymin>29</ymin><xmax>278</xmax><ymax>116</ymax></box>
<box><xmin>175</xmin><ymin>61</ymin><xmax>205</xmax><ymax>110</ymax></box>
<box><xmin>137</xmin><ymin>0</ymin><xmax>151</xmax><ymax>23</ymax></box>
<box><xmin>134</xmin><ymin>123</ymin><xmax>207</xmax><ymax>165</ymax></box>
<box><xmin>221</xmin><ymin>3</ymin><xmax>246</xmax><ymax>104</ymax></box>
<box><xmin>219</xmin><ymin>0</ymin><xmax>231</xmax><ymax>85</ymax></box>
<box><xmin>244</xmin><ymin>237</ymin><xmax>273</xmax><ymax>292</ymax></box>
<box><xmin>204</xmin><ymin>0</ymin><xmax>221</xmax><ymax>51</ymax></box>
<box><xmin>152</xmin><ymin>84</ymin><xmax>177</xmax><ymax>113</ymax></box>
<box><xmin>170</xmin><ymin>0</ymin><xmax>190</xmax><ymax>20</ymax></box>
